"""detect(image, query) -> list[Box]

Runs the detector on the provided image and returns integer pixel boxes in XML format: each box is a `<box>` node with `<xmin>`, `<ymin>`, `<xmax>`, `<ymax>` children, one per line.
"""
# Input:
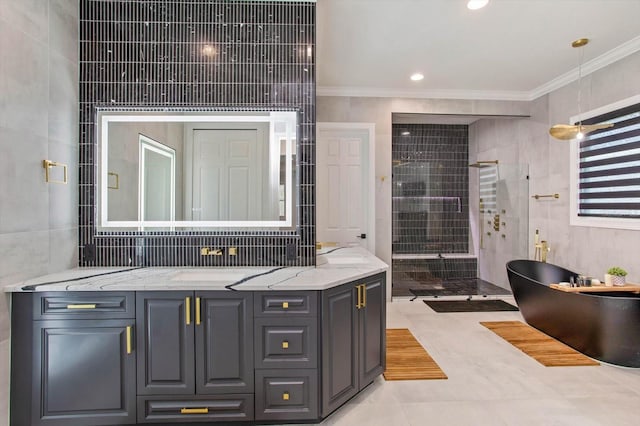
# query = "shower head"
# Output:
<box><xmin>469</xmin><ymin>160</ymin><xmax>499</xmax><ymax>168</ymax></box>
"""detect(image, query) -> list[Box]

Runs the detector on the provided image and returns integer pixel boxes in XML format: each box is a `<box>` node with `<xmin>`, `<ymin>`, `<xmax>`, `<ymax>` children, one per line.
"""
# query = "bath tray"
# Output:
<box><xmin>550</xmin><ymin>283</ymin><xmax>640</xmax><ymax>293</ymax></box>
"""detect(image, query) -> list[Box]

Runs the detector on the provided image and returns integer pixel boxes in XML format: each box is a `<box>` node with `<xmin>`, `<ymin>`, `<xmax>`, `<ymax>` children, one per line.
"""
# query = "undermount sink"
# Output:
<box><xmin>171</xmin><ymin>271</ymin><xmax>247</xmax><ymax>282</ymax></box>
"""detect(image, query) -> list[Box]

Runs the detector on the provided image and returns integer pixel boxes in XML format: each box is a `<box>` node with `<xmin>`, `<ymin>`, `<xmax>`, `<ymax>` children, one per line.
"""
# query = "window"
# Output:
<box><xmin>570</xmin><ymin>94</ymin><xmax>640</xmax><ymax>229</ymax></box>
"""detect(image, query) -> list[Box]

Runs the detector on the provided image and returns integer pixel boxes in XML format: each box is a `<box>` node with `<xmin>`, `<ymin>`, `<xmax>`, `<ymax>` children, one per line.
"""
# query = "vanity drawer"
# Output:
<box><xmin>254</xmin><ymin>291</ymin><xmax>317</xmax><ymax>317</ymax></box>
<box><xmin>137</xmin><ymin>395</ymin><xmax>254</xmax><ymax>423</ymax></box>
<box><xmin>255</xmin><ymin>369</ymin><xmax>318</xmax><ymax>421</ymax></box>
<box><xmin>33</xmin><ymin>292</ymin><xmax>135</xmax><ymax>319</ymax></box>
<box><xmin>255</xmin><ymin>317</ymin><xmax>317</xmax><ymax>369</ymax></box>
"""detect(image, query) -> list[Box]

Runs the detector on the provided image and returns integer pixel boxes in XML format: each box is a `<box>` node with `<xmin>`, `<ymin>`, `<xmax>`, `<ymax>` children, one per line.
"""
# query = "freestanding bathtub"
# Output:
<box><xmin>507</xmin><ymin>259</ymin><xmax>640</xmax><ymax>367</ymax></box>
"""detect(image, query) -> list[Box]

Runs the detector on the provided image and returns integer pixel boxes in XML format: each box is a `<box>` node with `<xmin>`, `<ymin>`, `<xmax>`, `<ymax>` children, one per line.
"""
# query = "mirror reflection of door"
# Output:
<box><xmin>192</xmin><ymin>129</ymin><xmax>263</xmax><ymax>221</ymax></box>
<box><xmin>139</xmin><ymin>135</ymin><xmax>176</xmax><ymax>222</ymax></box>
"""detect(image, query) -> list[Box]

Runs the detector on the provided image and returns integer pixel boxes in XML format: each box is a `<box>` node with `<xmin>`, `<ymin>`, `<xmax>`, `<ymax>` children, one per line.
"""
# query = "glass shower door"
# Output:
<box><xmin>478</xmin><ymin>163</ymin><xmax>529</xmax><ymax>286</ymax></box>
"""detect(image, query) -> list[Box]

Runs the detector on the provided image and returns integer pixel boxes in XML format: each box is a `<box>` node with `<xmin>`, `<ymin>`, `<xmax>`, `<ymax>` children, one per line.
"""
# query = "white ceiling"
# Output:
<box><xmin>316</xmin><ymin>0</ymin><xmax>640</xmax><ymax>101</ymax></box>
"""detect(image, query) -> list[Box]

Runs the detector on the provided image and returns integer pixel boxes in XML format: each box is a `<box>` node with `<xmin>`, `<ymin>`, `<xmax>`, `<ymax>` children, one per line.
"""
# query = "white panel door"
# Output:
<box><xmin>317</xmin><ymin>129</ymin><xmax>369</xmax><ymax>248</ymax></box>
<box><xmin>193</xmin><ymin>129</ymin><xmax>262</xmax><ymax>221</ymax></box>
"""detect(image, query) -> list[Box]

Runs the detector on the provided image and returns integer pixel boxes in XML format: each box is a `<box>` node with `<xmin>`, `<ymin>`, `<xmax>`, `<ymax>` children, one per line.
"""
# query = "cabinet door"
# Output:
<box><xmin>137</xmin><ymin>292</ymin><xmax>195</xmax><ymax>395</ymax></box>
<box><xmin>359</xmin><ymin>274</ymin><xmax>386</xmax><ymax>387</ymax></box>
<box><xmin>32</xmin><ymin>319</ymin><xmax>136</xmax><ymax>426</ymax></box>
<box><xmin>195</xmin><ymin>292</ymin><xmax>254</xmax><ymax>394</ymax></box>
<box><xmin>321</xmin><ymin>283</ymin><xmax>358</xmax><ymax>417</ymax></box>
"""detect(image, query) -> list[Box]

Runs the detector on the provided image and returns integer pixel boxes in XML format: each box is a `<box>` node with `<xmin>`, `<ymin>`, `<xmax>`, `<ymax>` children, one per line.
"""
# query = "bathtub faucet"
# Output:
<box><xmin>541</xmin><ymin>241</ymin><xmax>549</xmax><ymax>263</ymax></box>
<box><xmin>534</xmin><ymin>239</ymin><xmax>550</xmax><ymax>262</ymax></box>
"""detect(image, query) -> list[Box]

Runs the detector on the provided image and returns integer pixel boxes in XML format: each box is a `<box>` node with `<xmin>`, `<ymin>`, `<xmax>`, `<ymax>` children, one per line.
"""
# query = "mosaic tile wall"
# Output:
<box><xmin>392</xmin><ymin>124</ymin><xmax>469</xmax><ymax>254</ymax></box>
<box><xmin>79</xmin><ymin>0</ymin><xmax>315</xmax><ymax>267</ymax></box>
<box><xmin>392</xmin><ymin>258</ymin><xmax>478</xmax><ymax>282</ymax></box>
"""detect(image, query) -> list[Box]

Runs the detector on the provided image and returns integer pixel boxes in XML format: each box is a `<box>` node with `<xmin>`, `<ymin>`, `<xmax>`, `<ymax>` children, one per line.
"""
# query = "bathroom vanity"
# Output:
<box><xmin>7</xmin><ymin>247</ymin><xmax>387</xmax><ymax>425</ymax></box>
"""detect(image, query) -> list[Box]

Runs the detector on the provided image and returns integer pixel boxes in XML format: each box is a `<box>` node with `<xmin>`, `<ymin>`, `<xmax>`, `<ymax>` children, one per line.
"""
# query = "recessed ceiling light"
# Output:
<box><xmin>410</xmin><ymin>73</ymin><xmax>424</xmax><ymax>81</ymax></box>
<box><xmin>401</xmin><ymin>131</ymin><xmax>411</xmax><ymax>136</ymax></box>
<box><xmin>467</xmin><ymin>0</ymin><xmax>489</xmax><ymax>10</ymax></box>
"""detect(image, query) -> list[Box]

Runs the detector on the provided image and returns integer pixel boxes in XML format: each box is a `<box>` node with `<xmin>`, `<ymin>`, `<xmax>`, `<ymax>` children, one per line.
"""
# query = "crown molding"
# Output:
<box><xmin>316</xmin><ymin>86</ymin><xmax>531</xmax><ymax>102</ymax></box>
<box><xmin>530</xmin><ymin>35</ymin><xmax>640</xmax><ymax>101</ymax></box>
<box><xmin>318</xmin><ymin>36</ymin><xmax>640</xmax><ymax>103</ymax></box>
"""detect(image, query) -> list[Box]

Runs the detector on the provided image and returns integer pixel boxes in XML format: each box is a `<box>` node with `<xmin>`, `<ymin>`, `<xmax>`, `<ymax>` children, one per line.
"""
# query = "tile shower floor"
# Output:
<box><xmin>392</xmin><ymin>277</ymin><xmax>512</xmax><ymax>298</ymax></box>
<box><xmin>3</xmin><ymin>303</ymin><xmax>640</xmax><ymax>425</ymax></box>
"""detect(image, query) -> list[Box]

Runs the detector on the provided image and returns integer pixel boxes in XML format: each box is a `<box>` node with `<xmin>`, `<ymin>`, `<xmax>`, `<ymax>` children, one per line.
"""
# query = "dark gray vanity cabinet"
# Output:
<box><xmin>136</xmin><ymin>291</ymin><xmax>254</xmax><ymax>423</ymax></box>
<box><xmin>136</xmin><ymin>292</ymin><xmax>194</xmax><ymax>395</ymax></box>
<box><xmin>253</xmin><ymin>292</ymin><xmax>319</xmax><ymax>421</ymax></box>
<box><xmin>321</xmin><ymin>273</ymin><xmax>386</xmax><ymax>417</ymax></box>
<box><xmin>10</xmin><ymin>292</ymin><xmax>137</xmax><ymax>426</ymax></box>
<box><xmin>10</xmin><ymin>272</ymin><xmax>386</xmax><ymax>425</ymax></box>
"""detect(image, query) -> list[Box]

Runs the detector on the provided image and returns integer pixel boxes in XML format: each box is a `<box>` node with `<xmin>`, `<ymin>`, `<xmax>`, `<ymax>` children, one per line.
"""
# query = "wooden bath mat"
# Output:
<box><xmin>384</xmin><ymin>328</ymin><xmax>448</xmax><ymax>380</ymax></box>
<box><xmin>481</xmin><ymin>321</ymin><xmax>599</xmax><ymax>367</ymax></box>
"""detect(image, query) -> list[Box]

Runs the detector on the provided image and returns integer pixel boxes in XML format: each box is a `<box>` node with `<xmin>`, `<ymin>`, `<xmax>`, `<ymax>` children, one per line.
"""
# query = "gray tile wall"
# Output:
<box><xmin>0</xmin><ymin>0</ymin><xmax>79</xmax><ymax>341</ymax></box>
<box><xmin>79</xmin><ymin>0</ymin><xmax>316</xmax><ymax>267</ymax></box>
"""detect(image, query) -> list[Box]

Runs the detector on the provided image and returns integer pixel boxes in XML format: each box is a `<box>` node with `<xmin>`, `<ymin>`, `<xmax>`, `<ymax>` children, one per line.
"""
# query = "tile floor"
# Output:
<box><xmin>322</xmin><ymin>298</ymin><xmax>640</xmax><ymax>426</ymax></box>
<box><xmin>2</xmin><ymin>301</ymin><xmax>640</xmax><ymax>425</ymax></box>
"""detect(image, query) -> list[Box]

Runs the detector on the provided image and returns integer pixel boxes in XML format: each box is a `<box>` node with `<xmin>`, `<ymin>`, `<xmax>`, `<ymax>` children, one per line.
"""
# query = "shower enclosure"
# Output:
<box><xmin>391</xmin><ymin>123</ymin><xmax>477</xmax><ymax>297</ymax></box>
<box><xmin>390</xmin><ymin>122</ymin><xmax>528</xmax><ymax>298</ymax></box>
<box><xmin>472</xmin><ymin>161</ymin><xmax>529</xmax><ymax>288</ymax></box>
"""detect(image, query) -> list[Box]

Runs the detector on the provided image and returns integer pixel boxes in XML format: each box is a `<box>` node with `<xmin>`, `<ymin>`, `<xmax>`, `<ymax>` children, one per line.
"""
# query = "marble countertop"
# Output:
<box><xmin>4</xmin><ymin>246</ymin><xmax>388</xmax><ymax>292</ymax></box>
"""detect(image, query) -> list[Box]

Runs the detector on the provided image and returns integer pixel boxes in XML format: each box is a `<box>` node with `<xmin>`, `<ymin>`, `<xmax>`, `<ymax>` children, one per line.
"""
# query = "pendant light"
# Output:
<box><xmin>549</xmin><ymin>38</ymin><xmax>613</xmax><ymax>140</ymax></box>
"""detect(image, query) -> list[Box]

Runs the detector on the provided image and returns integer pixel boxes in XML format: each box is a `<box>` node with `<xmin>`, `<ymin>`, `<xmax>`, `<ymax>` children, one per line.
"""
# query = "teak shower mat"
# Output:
<box><xmin>424</xmin><ymin>299</ymin><xmax>519</xmax><ymax>313</ymax></box>
<box><xmin>384</xmin><ymin>328</ymin><xmax>448</xmax><ymax>380</ymax></box>
<box><xmin>481</xmin><ymin>321</ymin><xmax>600</xmax><ymax>367</ymax></box>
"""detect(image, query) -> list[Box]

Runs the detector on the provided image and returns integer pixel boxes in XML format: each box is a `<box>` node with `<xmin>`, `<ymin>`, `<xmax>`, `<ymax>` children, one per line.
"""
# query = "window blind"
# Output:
<box><xmin>578</xmin><ymin>102</ymin><xmax>640</xmax><ymax>218</ymax></box>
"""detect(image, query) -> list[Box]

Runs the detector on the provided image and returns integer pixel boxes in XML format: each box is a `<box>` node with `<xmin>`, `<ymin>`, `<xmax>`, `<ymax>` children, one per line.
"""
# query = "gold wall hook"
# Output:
<box><xmin>43</xmin><ymin>160</ymin><xmax>68</xmax><ymax>184</ymax></box>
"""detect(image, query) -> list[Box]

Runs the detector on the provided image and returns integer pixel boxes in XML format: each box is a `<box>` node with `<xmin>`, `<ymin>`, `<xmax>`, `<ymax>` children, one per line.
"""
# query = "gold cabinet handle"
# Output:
<box><xmin>195</xmin><ymin>297</ymin><xmax>201</xmax><ymax>325</ymax></box>
<box><xmin>126</xmin><ymin>325</ymin><xmax>133</xmax><ymax>354</ymax></box>
<box><xmin>181</xmin><ymin>408</ymin><xmax>209</xmax><ymax>414</ymax></box>
<box><xmin>362</xmin><ymin>284</ymin><xmax>367</xmax><ymax>308</ymax></box>
<box><xmin>185</xmin><ymin>296</ymin><xmax>191</xmax><ymax>325</ymax></box>
<box><xmin>282</xmin><ymin>340</ymin><xmax>289</xmax><ymax>349</ymax></box>
<box><xmin>67</xmin><ymin>304</ymin><xmax>96</xmax><ymax>309</ymax></box>
<box><xmin>282</xmin><ymin>392</ymin><xmax>290</xmax><ymax>401</ymax></box>
<box><xmin>356</xmin><ymin>285</ymin><xmax>362</xmax><ymax>309</ymax></box>
<box><xmin>282</xmin><ymin>301</ymin><xmax>289</xmax><ymax>309</ymax></box>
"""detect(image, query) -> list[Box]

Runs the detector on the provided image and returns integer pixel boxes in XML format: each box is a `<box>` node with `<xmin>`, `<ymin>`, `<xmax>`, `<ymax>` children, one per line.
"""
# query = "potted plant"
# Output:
<box><xmin>606</xmin><ymin>266</ymin><xmax>628</xmax><ymax>286</ymax></box>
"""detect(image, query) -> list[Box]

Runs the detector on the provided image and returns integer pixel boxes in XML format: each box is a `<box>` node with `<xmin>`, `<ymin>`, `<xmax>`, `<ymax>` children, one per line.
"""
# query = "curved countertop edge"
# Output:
<box><xmin>4</xmin><ymin>246</ymin><xmax>388</xmax><ymax>292</ymax></box>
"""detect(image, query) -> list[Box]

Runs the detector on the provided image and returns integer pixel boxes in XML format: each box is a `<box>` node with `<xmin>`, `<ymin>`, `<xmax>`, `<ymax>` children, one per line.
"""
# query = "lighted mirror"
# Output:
<box><xmin>98</xmin><ymin>110</ymin><xmax>297</xmax><ymax>230</ymax></box>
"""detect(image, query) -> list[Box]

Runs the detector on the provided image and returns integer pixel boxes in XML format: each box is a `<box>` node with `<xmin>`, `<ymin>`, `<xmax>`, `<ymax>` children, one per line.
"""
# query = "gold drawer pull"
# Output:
<box><xmin>126</xmin><ymin>326</ymin><xmax>133</xmax><ymax>354</ymax></box>
<box><xmin>282</xmin><ymin>341</ymin><xmax>289</xmax><ymax>349</ymax></box>
<box><xmin>67</xmin><ymin>304</ymin><xmax>96</xmax><ymax>309</ymax></box>
<box><xmin>282</xmin><ymin>301</ymin><xmax>289</xmax><ymax>309</ymax></box>
<box><xmin>282</xmin><ymin>392</ymin><xmax>290</xmax><ymax>401</ymax></box>
<box><xmin>181</xmin><ymin>407</ymin><xmax>209</xmax><ymax>414</ymax></box>
<box><xmin>185</xmin><ymin>296</ymin><xmax>191</xmax><ymax>325</ymax></box>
